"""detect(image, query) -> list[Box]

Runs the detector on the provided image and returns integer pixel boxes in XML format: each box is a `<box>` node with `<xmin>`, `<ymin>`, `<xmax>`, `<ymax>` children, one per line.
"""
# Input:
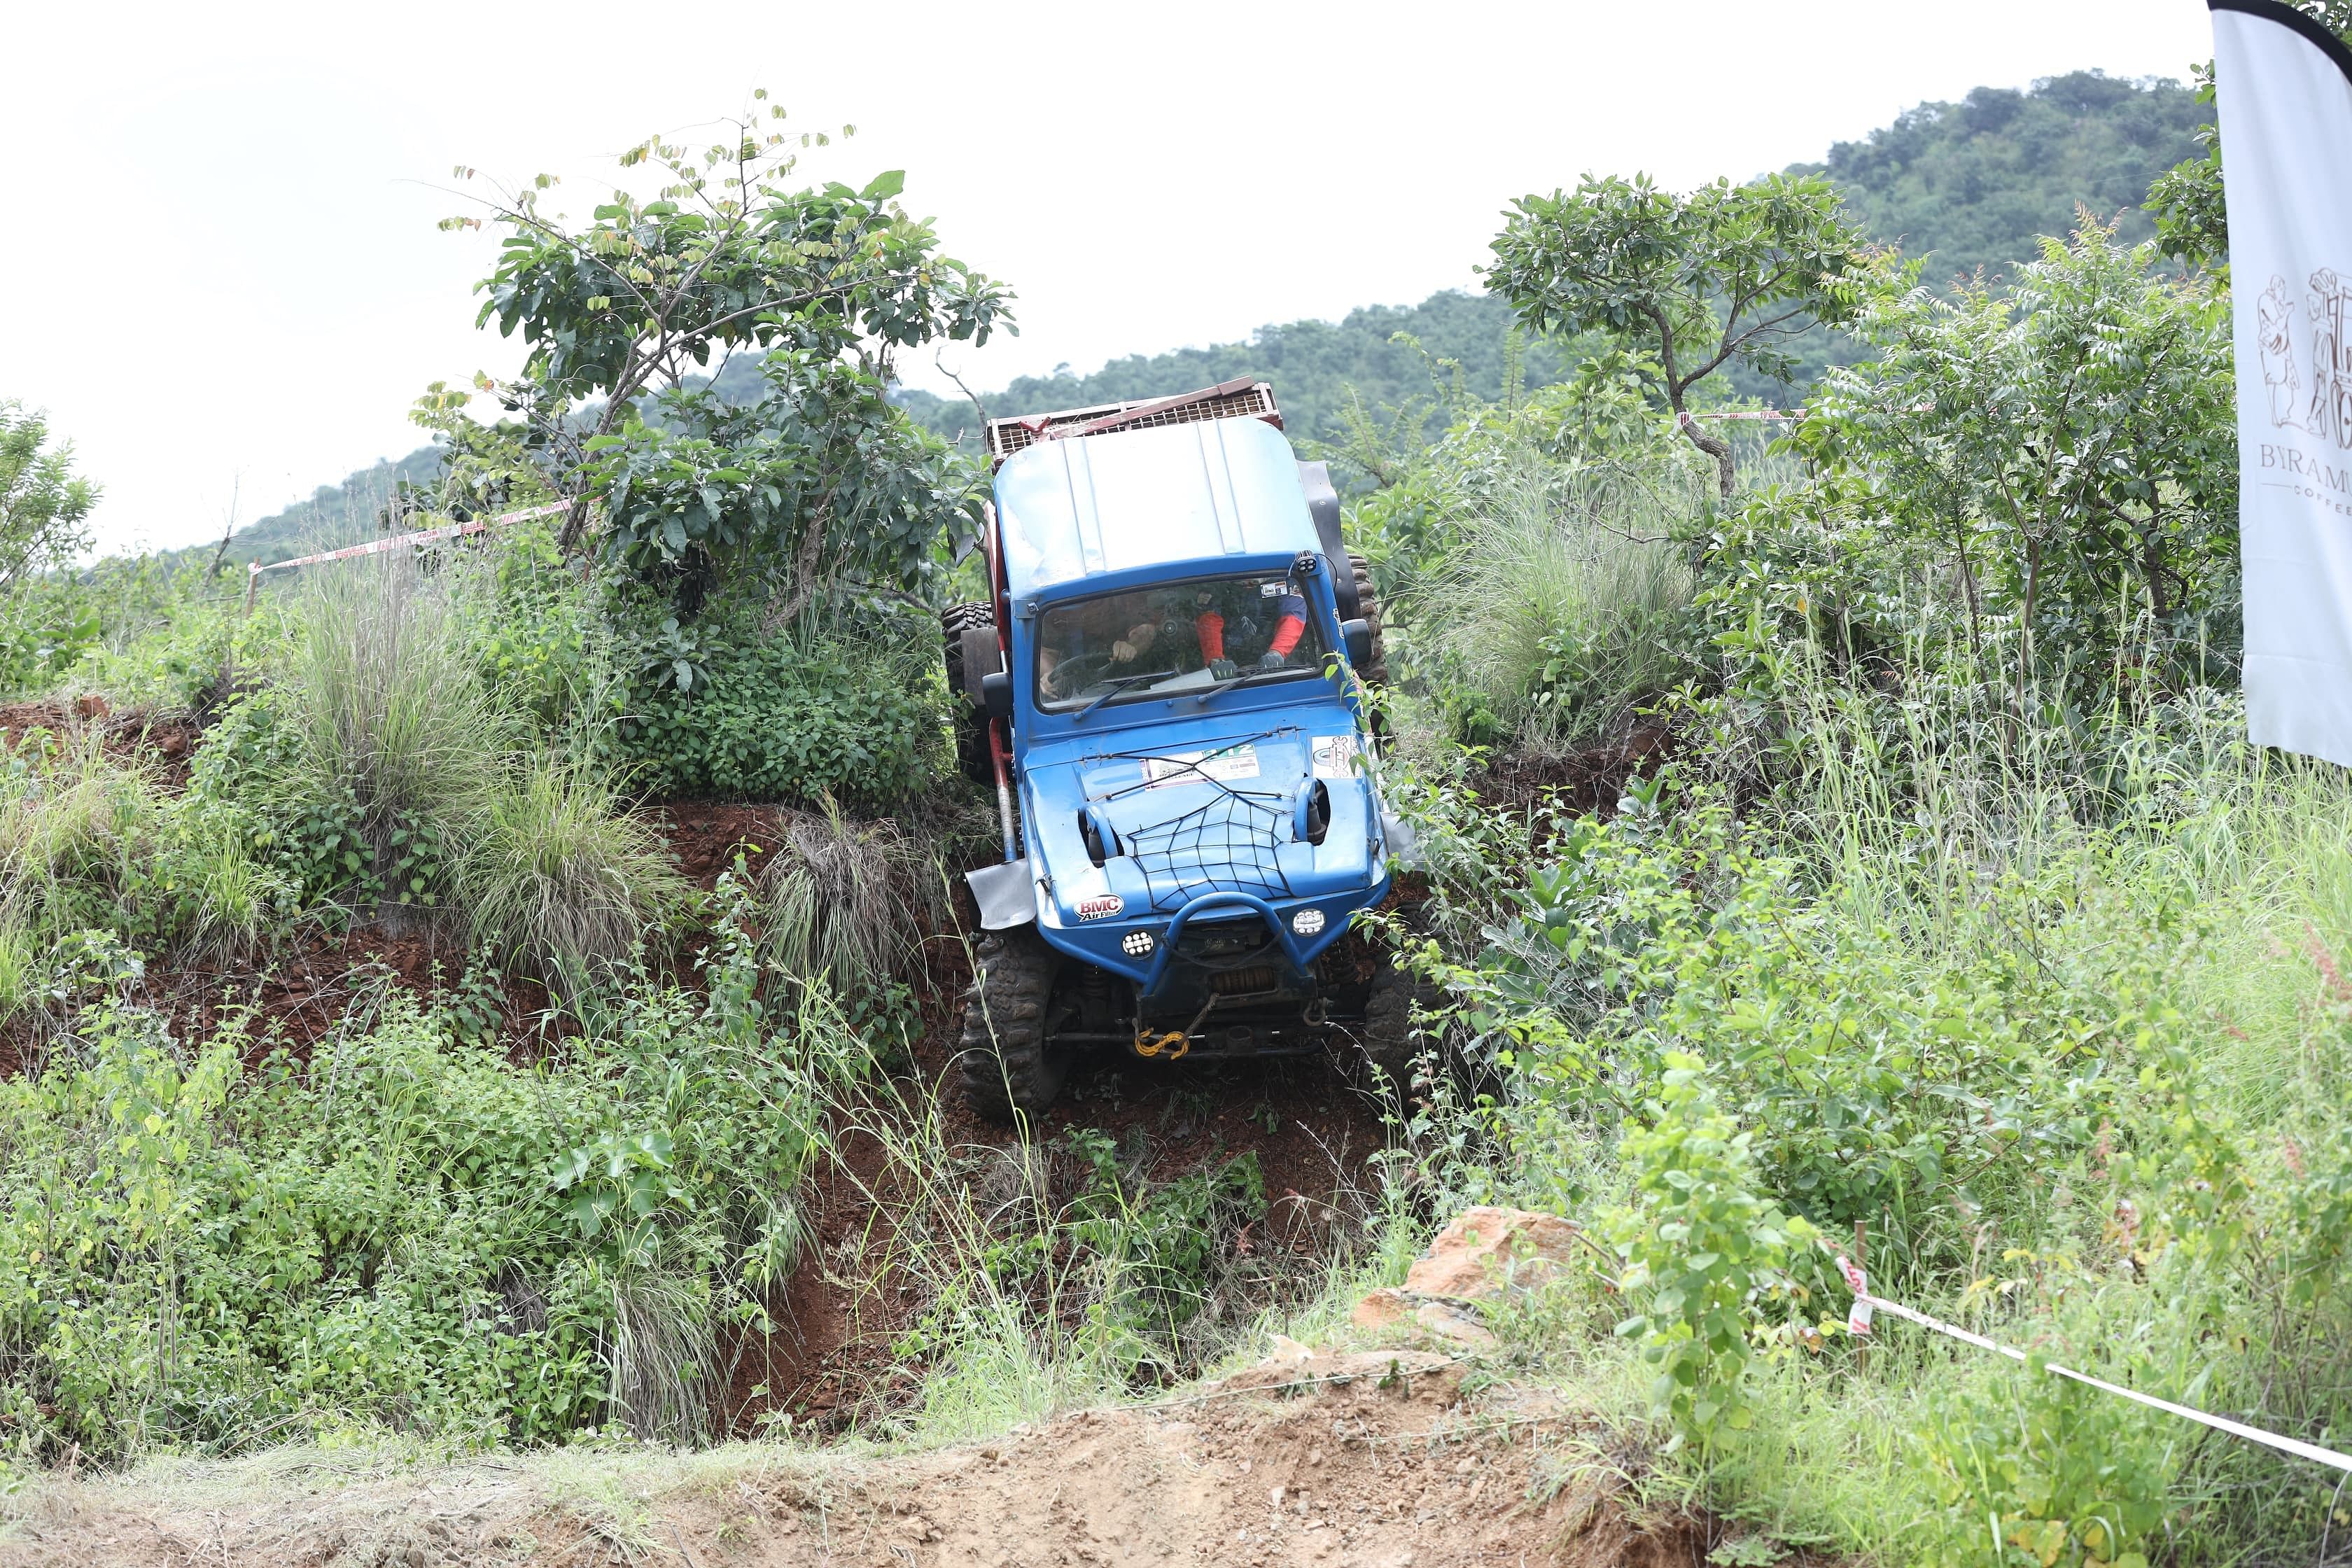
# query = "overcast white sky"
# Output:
<box><xmin>7</xmin><ymin>1</ymin><xmax>2215</xmax><ymax>556</ymax></box>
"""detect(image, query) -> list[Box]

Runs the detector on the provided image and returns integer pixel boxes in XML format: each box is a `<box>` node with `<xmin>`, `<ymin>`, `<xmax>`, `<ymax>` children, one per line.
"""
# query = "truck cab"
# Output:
<box><xmin>944</xmin><ymin>381</ymin><xmax>1422</xmax><ymax>1121</ymax></box>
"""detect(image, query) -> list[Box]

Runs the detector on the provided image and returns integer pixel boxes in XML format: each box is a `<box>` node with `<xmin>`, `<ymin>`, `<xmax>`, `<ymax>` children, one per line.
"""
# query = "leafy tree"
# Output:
<box><xmin>0</xmin><ymin>401</ymin><xmax>99</xmax><ymax>595</ymax></box>
<box><xmin>1484</xmin><ymin>173</ymin><xmax>1869</xmax><ymax>498</ymax></box>
<box><xmin>446</xmin><ymin>93</ymin><xmax>1011</xmax><ymax>612</ymax></box>
<box><xmin>1792</xmin><ymin>218</ymin><xmax>2234</xmax><ymax>706</ymax></box>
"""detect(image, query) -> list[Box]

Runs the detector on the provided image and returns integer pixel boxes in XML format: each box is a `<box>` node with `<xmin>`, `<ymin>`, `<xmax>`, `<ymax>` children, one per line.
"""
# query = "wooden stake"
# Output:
<box><xmin>1854</xmin><ymin>1218</ymin><xmax>1870</xmax><ymax>1373</ymax></box>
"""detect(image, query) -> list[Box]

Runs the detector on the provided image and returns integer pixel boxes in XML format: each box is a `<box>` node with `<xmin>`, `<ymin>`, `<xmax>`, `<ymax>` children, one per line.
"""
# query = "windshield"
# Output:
<box><xmin>1033</xmin><ymin>570</ymin><xmax>1326</xmax><ymax>713</ymax></box>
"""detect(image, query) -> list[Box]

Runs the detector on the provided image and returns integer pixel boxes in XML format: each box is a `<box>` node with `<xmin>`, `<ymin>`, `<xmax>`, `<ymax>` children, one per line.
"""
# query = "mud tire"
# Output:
<box><xmin>1347</xmin><ymin>551</ymin><xmax>1387</xmax><ymax>687</ymax></box>
<box><xmin>941</xmin><ymin>601</ymin><xmax>997</xmax><ymax>785</ymax></box>
<box><xmin>1357</xmin><ymin>959</ymin><xmax>1435</xmax><ymax>1096</ymax></box>
<box><xmin>956</xmin><ymin>925</ymin><xmax>1073</xmax><ymax>1124</ymax></box>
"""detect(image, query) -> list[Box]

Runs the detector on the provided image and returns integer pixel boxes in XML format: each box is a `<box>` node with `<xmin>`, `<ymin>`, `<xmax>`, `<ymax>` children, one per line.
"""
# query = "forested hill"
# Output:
<box><xmin>1793</xmin><ymin>69</ymin><xmax>2207</xmax><ymax>287</ymax></box>
<box><xmin>888</xmin><ymin>290</ymin><xmax>1558</xmax><ymax>456</ymax></box>
<box><xmin>232</xmin><ymin>70</ymin><xmax>2208</xmax><ymax>557</ymax></box>
<box><xmin>896</xmin><ymin>69</ymin><xmax>2210</xmax><ymax>438</ymax></box>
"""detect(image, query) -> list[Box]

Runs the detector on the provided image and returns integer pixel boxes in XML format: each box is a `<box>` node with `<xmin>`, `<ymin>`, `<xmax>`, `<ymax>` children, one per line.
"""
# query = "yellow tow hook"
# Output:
<box><xmin>1134</xmin><ymin>996</ymin><xmax>1217</xmax><ymax>1062</ymax></box>
<box><xmin>1133</xmin><ymin>1028</ymin><xmax>1190</xmax><ymax>1060</ymax></box>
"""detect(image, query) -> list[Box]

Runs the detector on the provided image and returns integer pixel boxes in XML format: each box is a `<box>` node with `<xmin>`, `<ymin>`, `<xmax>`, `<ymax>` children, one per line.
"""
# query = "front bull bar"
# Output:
<box><xmin>1135</xmin><ymin>890</ymin><xmax>1314</xmax><ymax>1003</ymax></box>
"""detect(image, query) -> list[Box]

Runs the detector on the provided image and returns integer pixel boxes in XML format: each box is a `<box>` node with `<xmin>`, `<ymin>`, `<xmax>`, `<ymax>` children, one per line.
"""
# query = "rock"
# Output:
<box><xmin>1413</xmin><ymin>1299</ymin><xmax>1497</xmax><ymax>1347</ymax></box>
<box><xmin>1401</xmin><ymin>1206</ymin><xmax>1581</xmax><ymax>1300</ymax></box>
<box><xmin>1350</xmin><ymin>1207</ymin><xmax>1584</xmax><ymax>1345</ymax></box>
<box><xmin>1265</xmin><ymin>1333</ymin><xmax>1315</xmax><ymax>1364</ymax></box>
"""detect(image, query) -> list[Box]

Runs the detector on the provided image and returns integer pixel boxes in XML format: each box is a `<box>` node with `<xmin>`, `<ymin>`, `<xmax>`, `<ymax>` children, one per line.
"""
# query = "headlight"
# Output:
<box><xmin>1122</xmin><ymin>930</ymin><xmax>1156</xmax><ymax>957</ymax></box>
<box><xmin>1290</xmin><ymin>908</ymin><xmax>1326</xmax><ymax>936</ymax></box>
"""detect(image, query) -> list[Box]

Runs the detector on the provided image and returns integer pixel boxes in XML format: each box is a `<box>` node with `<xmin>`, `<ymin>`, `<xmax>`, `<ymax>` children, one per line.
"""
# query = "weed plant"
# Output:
<box><xmin>1378</xmin><ymin>640</ymin><xmax>2352</xmax><ymax>1562</ymax></box>
<box><xmin>0</xmin><ymin>872</ymin><xmax>861</xmax><ymax>1461</ymax></box>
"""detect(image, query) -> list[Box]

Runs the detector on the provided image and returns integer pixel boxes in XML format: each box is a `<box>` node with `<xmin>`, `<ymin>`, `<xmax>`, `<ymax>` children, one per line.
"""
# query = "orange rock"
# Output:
<box><xmin>1351</xmin><ymin>1288</ymin><xmax>1410</xmax><ymax>1330</ymax></box>
<box><xmin>1401</xmin><ymin>1206</ymin><xmax>1583</xmax><ymax>1301</ymax></box>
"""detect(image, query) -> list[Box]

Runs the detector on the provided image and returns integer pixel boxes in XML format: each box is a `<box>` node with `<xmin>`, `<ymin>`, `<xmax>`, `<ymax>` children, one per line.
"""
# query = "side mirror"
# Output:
<box><xmin>981</xmin><ymin>670</ymin><xmax>1014</xmax><ymax>722</ymax></box>
<box><xmin>1340</xmin><ymin>618</ymin><xmax>1373</xmax><ymax>668</ymax></box>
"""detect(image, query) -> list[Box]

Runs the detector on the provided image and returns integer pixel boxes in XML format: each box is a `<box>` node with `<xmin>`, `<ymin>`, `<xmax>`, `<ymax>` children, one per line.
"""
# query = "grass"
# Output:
<box><xmin>756</xmin><ymin>800</ymin><xmax>930</xmax><ymax>996</ymax></box>
<box><xmin>1409</xmin><ymin>455</ymin><xmax>1698</xmax><ymax>750</ymax></box>
<box><xmin>285</xmin><ymin>556</ymin><xmax>508</xmax><ymax>862</ymax></box>
<box><xmin>463</xmin><ymin>755</ymin><xmax>688</xmax><ymax>1004</ymax></box>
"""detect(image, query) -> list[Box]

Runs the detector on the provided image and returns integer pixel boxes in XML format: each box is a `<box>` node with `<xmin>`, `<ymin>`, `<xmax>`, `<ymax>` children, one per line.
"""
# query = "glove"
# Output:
<box><xmin>1112</xmin><ymin>639</ymin><xmax>1138</xmax><ymax>662</ymax></box>
<box><xmin>1208</xmin><ymin>658</ymin><xmax>1236</xmax><ymax>680</ymax></box>
<box><xmin>1257</xmin><ymin>650</ymin><xmax>1287</xmax><ymax>671</ymax></box>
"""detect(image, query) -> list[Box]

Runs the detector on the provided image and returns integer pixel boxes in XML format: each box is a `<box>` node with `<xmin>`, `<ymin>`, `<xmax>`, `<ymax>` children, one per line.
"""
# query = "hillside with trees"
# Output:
<box><xmin>229</xmin><ymin>70</ymin><xmax>2210</xmax><ymax>561</ymax></box>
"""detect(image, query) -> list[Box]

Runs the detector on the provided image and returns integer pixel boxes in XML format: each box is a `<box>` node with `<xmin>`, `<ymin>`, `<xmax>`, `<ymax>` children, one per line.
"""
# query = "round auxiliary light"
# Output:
<box><xmin>1122</xmin><ymin>930</ymin><xmax>1156</xmax><ymax>958</ymax></box>
<box><xmin>1290</xmin><ymin>907</ymin><xmax>1327</xmax><ymax>937</ymax></box>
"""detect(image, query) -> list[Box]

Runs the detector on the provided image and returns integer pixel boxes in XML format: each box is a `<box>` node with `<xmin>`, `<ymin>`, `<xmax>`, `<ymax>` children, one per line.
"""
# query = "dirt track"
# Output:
<box><xmin>2</xmin><ymin>1352</ymin><xmax>1721</xmax><ymax>1568</ymax></box>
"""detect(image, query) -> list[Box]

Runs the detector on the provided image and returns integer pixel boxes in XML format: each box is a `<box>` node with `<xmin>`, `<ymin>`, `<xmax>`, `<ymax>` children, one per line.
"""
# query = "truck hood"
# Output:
<box><xmin>1019</xmin><ymin>719</ymin><xmax>1382</xmax><ymax>928</ymax></box>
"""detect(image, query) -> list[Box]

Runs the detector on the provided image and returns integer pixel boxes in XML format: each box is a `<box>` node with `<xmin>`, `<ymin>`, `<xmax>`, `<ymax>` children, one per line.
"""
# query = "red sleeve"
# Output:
<box><xmin>1268</xmin><ymin>613</ymin><xmax>1304</xmax><ymax>657</ymax></box>
<box><xmin>1194</xmin><ymin>612</ymin><xmax>1225</xmax><ymax>661</ymax></box>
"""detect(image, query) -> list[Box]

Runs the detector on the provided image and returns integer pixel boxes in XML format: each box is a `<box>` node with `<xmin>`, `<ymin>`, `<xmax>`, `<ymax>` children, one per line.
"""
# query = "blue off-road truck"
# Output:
<box><xmin>941</xmin><ymin>379</ymin><xmax>1423</xmax><ymax>1122</ymax></box>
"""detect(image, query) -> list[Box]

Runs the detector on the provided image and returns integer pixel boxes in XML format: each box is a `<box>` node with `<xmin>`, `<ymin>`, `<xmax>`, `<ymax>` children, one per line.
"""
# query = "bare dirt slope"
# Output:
<box><xmin>2</xmin><ymin>1352</ymin><xmax>1713</xmax><ymax>1568</ymax></box>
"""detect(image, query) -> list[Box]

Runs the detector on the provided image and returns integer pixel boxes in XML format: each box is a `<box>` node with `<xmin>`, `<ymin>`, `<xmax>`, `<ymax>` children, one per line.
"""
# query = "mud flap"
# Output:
<box><xmin>1381</xmin><ymin>809</ymin><xmax>1421</xmax><ymax>871</ymax></box>
<box><xmin>967</xmin><ymin>859</ymin><xmax>1038</xmax><ymax>930</ymax></box>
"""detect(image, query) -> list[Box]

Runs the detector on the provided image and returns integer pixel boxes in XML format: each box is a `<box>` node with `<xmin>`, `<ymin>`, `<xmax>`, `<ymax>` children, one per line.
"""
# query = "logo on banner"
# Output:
<box><xmin>2258</xmin><ymin>270</ymin><xmax>2352</xmax><ymax>442</ymax></box>
<box><xmin>2255</xmin><ymin>272</ymin><xmax>2352</xmax><ymax>519</ymax></box>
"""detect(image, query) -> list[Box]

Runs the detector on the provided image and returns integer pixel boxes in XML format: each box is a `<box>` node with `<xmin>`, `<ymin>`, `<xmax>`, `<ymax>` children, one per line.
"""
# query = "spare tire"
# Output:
<box><xmin>1347</xmin><ymin>551</ymin><xmax>1387</xmax><ymax>686</ymax></box>
<box><xmin>941</xmin><ymin>601</ymin><xmax>997</xmax><ymax>785</ymax></box>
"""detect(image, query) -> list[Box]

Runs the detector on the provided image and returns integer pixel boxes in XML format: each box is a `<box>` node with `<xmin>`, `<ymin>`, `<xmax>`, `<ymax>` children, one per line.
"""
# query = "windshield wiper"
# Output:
<box><xmin>1195</xmin><ymin>664</ymin><xmax>1308</xmax><ymax>705</ymax></box>
<box><xmin>1075</xmin><ymin>669</ymin><xmax>1177</xmax><ymax>720</ymax></box>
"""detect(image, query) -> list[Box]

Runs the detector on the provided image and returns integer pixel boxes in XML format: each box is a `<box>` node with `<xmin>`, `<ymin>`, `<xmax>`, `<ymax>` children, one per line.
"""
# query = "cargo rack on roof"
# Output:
<box><xmin>983</xmin><ymin>377</ymin><xmax>1282</xmax><ymax>468</ymax></box>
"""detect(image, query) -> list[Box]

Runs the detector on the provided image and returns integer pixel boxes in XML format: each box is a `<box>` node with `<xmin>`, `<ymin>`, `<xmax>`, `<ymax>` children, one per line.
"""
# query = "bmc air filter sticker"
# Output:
<box><xmin>1076</xmin><ymin>893</ymin><xmax>1125</xmax><ymax>921</ymax></box>
<box><xmin>1142</xmin><ymin>744</ymin><xmax>1261</xmax><ymax>790</ymax></box>
<box><xmin>1312</xmin><ymin>734</ymin><xmax>1359</xmax><ymax>780</ymax></box>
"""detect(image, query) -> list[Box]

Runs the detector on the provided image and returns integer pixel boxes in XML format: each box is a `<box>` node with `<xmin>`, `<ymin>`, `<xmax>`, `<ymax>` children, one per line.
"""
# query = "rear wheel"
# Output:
<box><xmin>956</xmin><ymin>926</ymin><xmax>1074</xmax><ymax>1124</ymax></box>
<box><xmin>1347</xmin><ymin>551</ymin><xmax>1387</xmax><ymax>686</ymax></box>
<box><xmin>941</xmin><ymin>601</ymin><xmax>997</xmax><ymax>785</ymax></box>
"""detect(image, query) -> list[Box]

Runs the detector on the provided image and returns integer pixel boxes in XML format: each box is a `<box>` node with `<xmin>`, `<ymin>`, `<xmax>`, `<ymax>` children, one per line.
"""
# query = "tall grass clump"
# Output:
<box><xmin>284</xmin><ymin>554</ymin><xmax>507</xmax><ymax>873</ymax></box>
<box><xmin>0</xmin><ymin>727</ymin><xmax>290</xmax><ymax>1030</ymax></box>
<box><xmin>190</xmin><ymin>552</ymin><xmax>685</xmax><ymax>990</ymax></box>
<box><xmin>462</xmin><ymin>756</ymin><xmax>686</xmax><ymax>1003</ymax></box>
<box><xmin>1414</xmin><ymin>461</ymin><xmax>1698</xmax><ymax>749</ymax></box>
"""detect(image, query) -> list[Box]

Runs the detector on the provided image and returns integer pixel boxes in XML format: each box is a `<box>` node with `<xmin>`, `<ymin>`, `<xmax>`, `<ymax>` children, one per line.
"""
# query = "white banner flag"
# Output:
<box><xmin>2216</xmin><ymin>0</ymin><xmax>2352</xmax><ymax>764</ymax></box>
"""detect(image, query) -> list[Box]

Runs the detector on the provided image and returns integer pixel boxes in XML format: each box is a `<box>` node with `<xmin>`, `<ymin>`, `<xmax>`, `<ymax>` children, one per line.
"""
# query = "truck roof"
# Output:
<box><xmin>983</xmin><ymin>377</ymin><xmax>1280</xmax><ymax>468</ymax></box>
<box><xmin>992</xmin><ymin>414</ymin><xmax>1321</xmax><ymax>599</ymax></box>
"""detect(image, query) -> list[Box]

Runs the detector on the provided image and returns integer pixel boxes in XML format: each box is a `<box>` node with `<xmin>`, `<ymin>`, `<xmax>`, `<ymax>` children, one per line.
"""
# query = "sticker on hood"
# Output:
<box><xmin>1312</xmin><ymin>733</ymin><xmax>1360</xmax><ymax>780</ymax></box>
<box><xmin>1076</xmin><ymin>893</ymin><xmax>1125</xmax><ymax>920</ymax></box>
<box><xmin>1142</xmin><ymin>744</ymin><xmax>1261</xmax><ymax>789</ymax></box>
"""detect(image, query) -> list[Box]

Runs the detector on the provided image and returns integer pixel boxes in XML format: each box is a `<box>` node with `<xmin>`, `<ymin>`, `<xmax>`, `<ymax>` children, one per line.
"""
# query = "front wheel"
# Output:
<box><xmin>955</xmin><ymin>926</ymin><xmax>1075</xmax><ymax>1124</ymax></box>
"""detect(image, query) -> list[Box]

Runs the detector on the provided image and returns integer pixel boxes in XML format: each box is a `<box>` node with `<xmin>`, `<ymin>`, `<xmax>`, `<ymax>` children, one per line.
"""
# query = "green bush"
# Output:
<box><xmin>0</xmin><ymin>876</ymin><xmax>865</xmax><ymax>1460</ymax></box>
<box><xmin>1611</xmin><ymin>1051</ymin><xmax>1817</xmax><ymax>1449</ymax></box>
<box><xmin>617</xmin><ymin>596</ymin><xmax>943</xmax><ymax>809</ymax></box>
<box><xmin>0</xmin><ymin>729</ymin><xmax>295</xmax><ymax>1026</ymax></box>
<box><xmin>446</xmin><ymin>520</ymin><xmax>620</xmax><ymax>750</ymax></box>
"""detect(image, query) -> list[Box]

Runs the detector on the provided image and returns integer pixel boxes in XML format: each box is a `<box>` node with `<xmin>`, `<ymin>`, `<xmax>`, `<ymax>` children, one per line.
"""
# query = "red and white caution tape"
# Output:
<box><xmin>245</xmin><ymin>501</ymin><xmax>569</xmax><ymax>582</ymax></box>
<box><xmin>1835</xmin><ymin>1256</ymin><xmax>2352</xmax><ymax>1475</ymax></box>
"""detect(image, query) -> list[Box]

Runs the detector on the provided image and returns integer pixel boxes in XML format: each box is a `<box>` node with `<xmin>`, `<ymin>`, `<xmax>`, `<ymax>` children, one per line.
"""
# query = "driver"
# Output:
<box><xmin>1191</xmin><ymin>583</ymin><xmax>1306</xmax><ymax>673</ymax></box>
<box><xmin>1038</xmin><ymin>592</ymin><xmax>1165</xmax><ymax>699</ymax></box>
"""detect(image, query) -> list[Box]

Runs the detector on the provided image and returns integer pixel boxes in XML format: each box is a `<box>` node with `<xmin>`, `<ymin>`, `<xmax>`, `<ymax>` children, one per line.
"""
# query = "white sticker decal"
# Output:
<box><xmin>1076</xmin><ymin>893</ymin><xmax>1125</xmax><ymax>921</ymax></box>
<box><xmin>1260</xmin><ymin>580</ymin><xmax>1287</xmax><ymax>596</ymax></box>
<box><xmin>1312</xmin><ymin>734</ymin><xmax>1359</xmax><ymax>780</ymax></box>
<box><xmin>1143</xmin><ymin>745</ymin><xmax>1261</xmax><ymax>789</ymax></box>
